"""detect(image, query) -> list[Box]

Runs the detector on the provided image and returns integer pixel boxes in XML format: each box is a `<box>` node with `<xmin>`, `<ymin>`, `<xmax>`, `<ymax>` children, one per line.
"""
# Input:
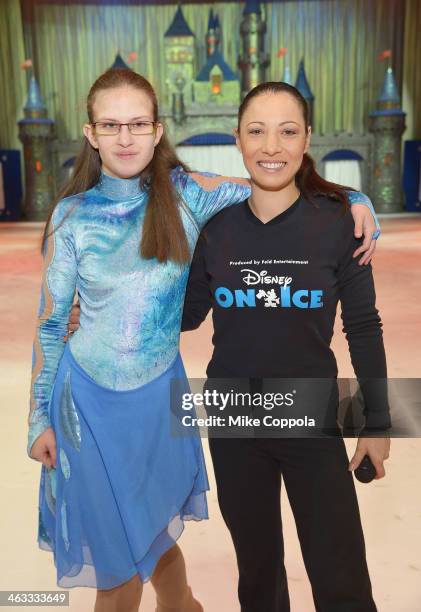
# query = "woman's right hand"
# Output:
<box><xmin>30</xmin><ymin>428</ymin><xmax>57</xmax><ymax>469</ymax></box>
<box><xmin>64</xmin><ymin>302</ymin><xmax>80</xmax><ymax>341</ymax></box>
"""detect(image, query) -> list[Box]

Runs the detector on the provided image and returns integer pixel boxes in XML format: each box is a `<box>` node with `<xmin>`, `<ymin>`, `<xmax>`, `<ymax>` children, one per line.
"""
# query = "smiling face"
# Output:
<box><xmin>83</xmin><ymin>85</ymin><xmax>163</xmax><ymax>179</ymax></box>
<box><xmin>235</xmin><ymin>91</ymin><xmax>311</xmax><ymax>192</ymax></box>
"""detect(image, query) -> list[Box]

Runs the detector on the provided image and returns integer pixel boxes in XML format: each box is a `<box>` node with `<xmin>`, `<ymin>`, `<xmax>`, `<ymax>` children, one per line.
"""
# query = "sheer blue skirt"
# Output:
<box><xmin>37</xmin><ymin>344</ymin><xmax>209</xmax><ymax>589</ymax></box>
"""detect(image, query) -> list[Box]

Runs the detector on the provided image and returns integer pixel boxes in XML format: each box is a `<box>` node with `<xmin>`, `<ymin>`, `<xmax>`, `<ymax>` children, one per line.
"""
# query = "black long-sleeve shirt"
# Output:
<box><xmin>181</xmin><ymin>194</ymin><xmax>391</xmax><ymax>430</ymax></box>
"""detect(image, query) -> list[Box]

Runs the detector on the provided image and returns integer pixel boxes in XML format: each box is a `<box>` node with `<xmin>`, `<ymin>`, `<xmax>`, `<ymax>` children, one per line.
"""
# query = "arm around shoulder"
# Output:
<box><xmin>173</xmin><ymin>167</ymin><xmax>251</xmax><ymax>227</ymax></box>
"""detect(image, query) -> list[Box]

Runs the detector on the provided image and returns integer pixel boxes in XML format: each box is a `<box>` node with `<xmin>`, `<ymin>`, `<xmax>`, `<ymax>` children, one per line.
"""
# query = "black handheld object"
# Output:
<box><xmin>354</xmin><ymin>455</ymin><xmax>376</xmax><ymax>483</ymax></box>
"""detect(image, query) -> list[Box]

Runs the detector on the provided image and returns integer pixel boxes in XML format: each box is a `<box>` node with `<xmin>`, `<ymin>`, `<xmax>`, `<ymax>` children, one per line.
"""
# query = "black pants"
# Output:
<box><xmin>208</xmin><ymin>436</ymin><xmax>377</xmax><ymax>612</ymax></box>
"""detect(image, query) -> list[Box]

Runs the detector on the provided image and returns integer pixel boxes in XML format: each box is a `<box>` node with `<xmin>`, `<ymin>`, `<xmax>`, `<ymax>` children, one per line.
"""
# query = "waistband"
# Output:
<box><xmin>62</xmin><ymin>343</ymin><xmax>183</xmax><ymax>397</ymax></box>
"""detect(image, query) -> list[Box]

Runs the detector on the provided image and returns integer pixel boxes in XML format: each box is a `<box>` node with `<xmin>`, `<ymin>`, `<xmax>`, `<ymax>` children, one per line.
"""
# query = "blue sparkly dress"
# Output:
<box><xmin>28</xmin><ymin>167</ymin><xmax>251</xmax><ymax>589</ymax></box>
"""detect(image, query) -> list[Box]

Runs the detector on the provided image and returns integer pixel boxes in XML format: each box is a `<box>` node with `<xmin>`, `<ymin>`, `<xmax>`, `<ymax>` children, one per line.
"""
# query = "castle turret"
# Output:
<box><xmin>377</xmin><ymin>66</ymin><xmax>401</xmax><ymax>110</ymax></box>
<box><xmin>295</xmin><ymin>59</ymin><xmax>314</xmax><ymax>124</ymax></box>
<box><xmin>214</xmin><ymin>14</ymin><xmax>221</xmax><ymax>52</ymax></box>
<box><xmin>18</xmin><ymin>76</ymin><xmax>55</xmax><ymax>221</ymax></box>
<box><xmin>238</xmin><ymin>0</ymin><xmax>269</xmax><ymax>98</ymax></box>
<box><xmin>110</xmin><ymin>53</ymin><xmax>131</xmax><ymax>70</ymax></box>
<box><xmin>282</xmin><ymin>65</ymin><xmax>293</xmax><ymax>86</ymax></box>
<box><xmin>368</xmin><ymin>66</ymin><xmax>406</xmax><ymax>212</ymax></box>
<box><xmin>164</xmin><ymin>5</ymin><xmax>195</xmax><ymax>107</ymax></box>
<box><xmin>206</xmin><ymin>9</ymin><xmax>217</xmax><ymax>57</ymax></box>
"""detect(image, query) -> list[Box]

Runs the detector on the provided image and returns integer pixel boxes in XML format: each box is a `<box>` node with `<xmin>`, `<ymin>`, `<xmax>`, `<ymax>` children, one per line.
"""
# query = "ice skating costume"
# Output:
<box><xmin>27</xmin><ymin>168</ymin><xmax>251</xmax><ymax>589</ymax></box>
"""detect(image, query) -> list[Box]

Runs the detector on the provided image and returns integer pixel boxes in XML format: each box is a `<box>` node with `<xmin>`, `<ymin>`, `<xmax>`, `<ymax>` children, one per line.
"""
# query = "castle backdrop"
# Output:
<box><xmin>1</xmin><ymin>0</ymin><xmax>420</xmax><ymax>220</ymax></box>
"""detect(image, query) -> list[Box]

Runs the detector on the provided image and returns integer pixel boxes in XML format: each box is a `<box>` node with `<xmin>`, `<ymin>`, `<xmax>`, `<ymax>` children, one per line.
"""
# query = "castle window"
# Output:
<box><xmin>211</xmin><ymin>74</ymin><xmax>221</xmax><ymax>94</ymax></box>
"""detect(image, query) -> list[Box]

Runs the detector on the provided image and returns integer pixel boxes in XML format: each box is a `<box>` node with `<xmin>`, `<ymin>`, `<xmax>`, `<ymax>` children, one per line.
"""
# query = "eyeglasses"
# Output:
<box><xmin>92</xmin><ymin>121</ymin><xmax>157</xmax><ymax>136</ymax></box>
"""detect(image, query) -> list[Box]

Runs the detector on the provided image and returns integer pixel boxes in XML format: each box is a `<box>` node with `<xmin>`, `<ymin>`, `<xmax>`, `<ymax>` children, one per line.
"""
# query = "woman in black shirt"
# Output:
<box><xmin>181</xmin><ymin>82</ymin><xmax>390</xmax><ymax>612</ymax></box>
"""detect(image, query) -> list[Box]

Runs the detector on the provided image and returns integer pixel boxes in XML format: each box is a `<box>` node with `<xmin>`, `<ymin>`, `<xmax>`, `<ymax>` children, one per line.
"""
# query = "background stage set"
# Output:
<box><xmin>1</xmin><ymin>0</ymin><xmax>421</xmax><ymax>610</ymax></box>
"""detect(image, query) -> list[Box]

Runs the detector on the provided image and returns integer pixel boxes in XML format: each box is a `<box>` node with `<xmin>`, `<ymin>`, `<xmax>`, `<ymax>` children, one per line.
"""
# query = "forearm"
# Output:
<box><xmin>174</xmin><ymin>168</ymin><xmax>251</xmax><ymax>227</ymax></box>
<box><xmin>28</xmin><ymin>203</ymin><xmax>77</xmax><ymax>456</ymax></box>
<box><xmin>344</xmin><ymin>311</ymin><xmax>387</xmax><ymax>377</ymax></box>
<box><xmin>345</xmin><ymin>330</ymin><xmax>391</xmax><ymax>431</ymax></box>
<box><xmin>28</xmin><ymin>302</ymin><xmax>73</xmax><ymax>455</ymax></box>
<box><xmin>339</xmin><ymin>213</ymin><xmax>390</xmax><ymax>430</ymax></box>
<box><xmin>27</xmin><ymin>411</ymin><xmax>51</xmax><ymax>456</ymax></box>
<box><xmin>344</xmin><ymin>305</ymin><xmax>392</xmax><ymax>433</ymax></box>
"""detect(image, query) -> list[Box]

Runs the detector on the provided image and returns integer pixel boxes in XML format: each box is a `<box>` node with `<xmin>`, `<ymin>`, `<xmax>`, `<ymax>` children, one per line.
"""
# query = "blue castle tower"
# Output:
<box><xmin>369</xmin><ymin>65</ymin><xmax>406</xmax><ymax>212</ymax></box>
<box><xmin>18</xmin><ymin>76</ymin><xmax>55</xmax><ymax>220</ymax></box>
<box><xmin>238</xmin><ymin>0</ymin><xmax>269</xmax><ymax>98</ymax></box>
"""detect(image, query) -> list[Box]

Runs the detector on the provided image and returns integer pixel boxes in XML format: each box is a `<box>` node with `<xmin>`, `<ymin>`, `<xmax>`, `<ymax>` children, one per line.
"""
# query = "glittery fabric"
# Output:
<box><xmin>59</xmin><ymin>448</ymin><xmax>71</xmax><ymax>480</ymax></box>
<box><xmin>59</xmin><ymin>371</ymin><xmax>81</xmax><ymax>451</ymax></box>
<box><xmin>346</xmin><ymin>190</ymin><xmax>380</xmax><ymax>230</ymax></box>
<box><xmin>38</xmin><ymin>507</ymin><xmax>52</xmax><ymax>547</ymax></box>
<box><xmin>61</xmin><ymin>501</ymin><xmax>70</xmax><ymax>552</ymax></box>
<box><xmin>44</xmin><ymin>468</ymin><xmax>56</xmax><ymax>516</ymax></box>
<box><xmin>28</xmin><ymin>167</ymin><xmax>251</xmax><ymax>455</ymax></box>
<box><xmin>37</xmin><ymin>345</ymin><xmax>209</xmax><ymax>588</ymax></box>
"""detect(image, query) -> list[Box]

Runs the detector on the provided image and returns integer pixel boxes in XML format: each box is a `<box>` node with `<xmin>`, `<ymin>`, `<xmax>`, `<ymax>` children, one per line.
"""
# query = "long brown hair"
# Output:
<box><xmin>42</xmin><ymin>68</ymin><xmax>191</xmax><ymax>263</ymax></box>
<box><xmin>238</xmin><ymin>82</ymin><xmax>355</xmax><ymax>210</ymax></box>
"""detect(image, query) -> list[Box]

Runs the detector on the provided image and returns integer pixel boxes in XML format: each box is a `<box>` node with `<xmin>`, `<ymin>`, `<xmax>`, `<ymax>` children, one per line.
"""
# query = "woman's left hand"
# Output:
<box><xmin>348</xmin><ymin>437</ymin><xmax>391</xmax><ymax>479</ymax></box>
<box><xmin>350</xmin><ymin>203</ymin><xmax>378</xmax><ymax>266</ymax></box>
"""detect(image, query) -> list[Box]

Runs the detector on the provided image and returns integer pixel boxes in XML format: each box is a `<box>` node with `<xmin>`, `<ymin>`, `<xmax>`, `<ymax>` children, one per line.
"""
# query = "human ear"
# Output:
<box><xmin>233</xmin><ymin>128</ymin><xmax>242</xmax><ymax>154</ymax></box>
<box><xmin>154</xmin><ymin>122</ymin><xmax>164</xmax><ymax>147</ymax></box>
<box><xmin>83</xmin><ymin>124</ymin><xmax>99</xmax><ymax>150</ymax></box>
<box><xmin>304</xmin><ymin>125</ymin><xmax>312</xmax><ymax>154</ymax></box>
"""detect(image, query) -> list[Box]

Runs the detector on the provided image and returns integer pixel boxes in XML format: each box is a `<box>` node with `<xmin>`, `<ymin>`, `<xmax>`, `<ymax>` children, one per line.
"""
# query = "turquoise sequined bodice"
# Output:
<box><xmin>28</xmin><ymin>168</ymin><xmax>251</xmax><ymax>453</ymax></box>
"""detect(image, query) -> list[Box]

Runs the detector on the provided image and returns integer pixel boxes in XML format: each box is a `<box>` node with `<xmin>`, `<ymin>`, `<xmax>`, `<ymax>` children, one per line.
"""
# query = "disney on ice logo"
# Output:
<box><xmin>214</xmin><ymin>286</ymin><xmax>324</xmax><ymax>309</ymax></box>
<box><xmin>241</xmin><ymin>269</ymin><xmax>292</xmax><ymax>287</ymax></box>
<box><xmin>214</xmin><ymin>268</ymin><xmax>324</xmax><ymax>309</ymax></box>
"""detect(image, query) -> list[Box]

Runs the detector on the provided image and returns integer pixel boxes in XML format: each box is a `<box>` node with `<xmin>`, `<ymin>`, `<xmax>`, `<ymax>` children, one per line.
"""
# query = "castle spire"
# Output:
<box><xmin>295</xmin><ymin>59</ymin><xmax>314</xmax><ymax>101</ymax></box>
<box><xmin>207</xmin><ymin>7</ymin><xmax>215</xmax><ymax>31</ymax></box>
<box><xmin>24</xmin><ymin>76</ymin><xmax>47</xmax><ymax>117</ymax></box>
<box><xmin>243</xmin><ymin>0</ymin><xmax>261</xmax><ymax>15</ymax></box>
<box><xmin>282</xmin><ymin>65</ymin><xmax>293</xmax><ymax>85</ymax></box>
<box><xmin>295</xmin><ymin>59</ymin><xmax>314</xmax><ymax>124</ymax></box>
<box><xmin>206</xmin><ymin>8</ymin><xmax>217</xmax><ymax>56</ymax></box>
<box><xmin>214</xmin><ymin>13</ymin><xmax>221</xmax><ymax>49</ymax></box>
<box><xmin>164</xmin><ymin>4</ymin><xmax>194</xmax><ymax>38</ymax></box>
<box><xmin>377</xmin><ymin>66</ymin><xmax>401</xmax><ymax>110</ymax></box>
<box><xmin>110</xmin><ymin>53</ymin><xmax>130</xmax><ymax>70</ymax></box>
